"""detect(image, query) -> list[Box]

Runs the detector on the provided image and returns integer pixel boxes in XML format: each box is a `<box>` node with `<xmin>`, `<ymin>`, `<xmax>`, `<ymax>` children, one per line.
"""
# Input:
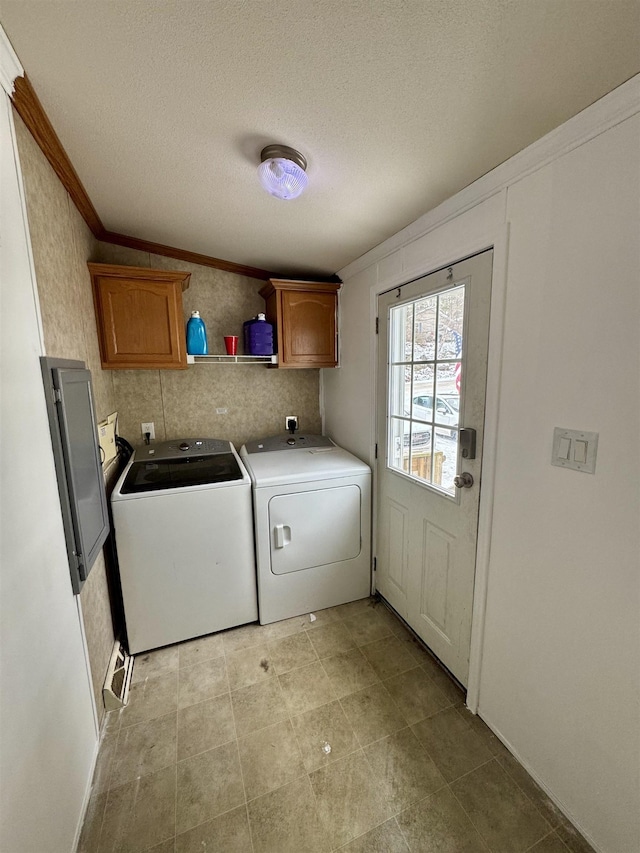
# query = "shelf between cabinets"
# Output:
<box><xmin>186</xmin><ymin>354</ymin><xmax>278</xmax><ymax>365</ymax></box>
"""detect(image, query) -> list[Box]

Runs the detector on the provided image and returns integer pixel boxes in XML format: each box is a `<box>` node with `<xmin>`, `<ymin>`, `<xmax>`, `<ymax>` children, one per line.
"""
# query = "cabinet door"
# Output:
<box><xmin>280</xmin><ymin>290</ymin><xmax>337</xmax><ymax>367</ymax></box>
<box><xmin>95</xmin><ymin>276</ymin><xmax>186</xmax><ymax>369</ymax></box>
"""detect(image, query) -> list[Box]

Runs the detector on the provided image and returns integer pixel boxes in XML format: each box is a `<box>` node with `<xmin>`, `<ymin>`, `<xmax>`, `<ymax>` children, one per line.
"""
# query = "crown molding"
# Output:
<box><xmin>99</xmin><ymin>231</ymin><xmax>277</xmax><ymax>281</ymax></box>
<box><xmin>11</xmin><ymin>74</ymin><xmax>105</xmax><ymax>235</ymax></box>
<box><xmin>0</xmin><ymin>25</ymin><xmax>23</xmax><ymax>96</ymax></box>
<box><xmin>339</xmin><ymin>73</ymin><xmax>640</xmax><ymax>282</ymax></box>
<box><xmin>8</xmin><ymin>62</ymin><xmax>280</xmax><ymax>281</ymax></box>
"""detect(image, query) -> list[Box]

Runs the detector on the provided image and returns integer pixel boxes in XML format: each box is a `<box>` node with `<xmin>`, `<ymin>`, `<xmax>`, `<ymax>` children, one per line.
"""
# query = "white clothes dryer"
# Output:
<box><xmin>240</xmin><ymin>434</ymin><xmax>371</xmax><ymax>624</ymax></box>
<box><xmin>112</xmin><ymin>438</ymin><xmax>257</xmax><ymax>653</ymax></box>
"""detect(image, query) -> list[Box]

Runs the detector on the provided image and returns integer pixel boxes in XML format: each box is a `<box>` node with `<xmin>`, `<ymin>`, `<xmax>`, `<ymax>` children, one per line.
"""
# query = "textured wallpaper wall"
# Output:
<box><xmin>93</xmin><ymin>242</ymin><xmax>322</xmax><ymax>449</ymax></box>
<box><xmin>15</xmin><ymin>114</ymin><xmax>321</xmax><ymax>728</ymax></box>
<box><xmin>14</xmin><ymin>112</ymin><xmax>117</xmax><ymax>726</ymax></box>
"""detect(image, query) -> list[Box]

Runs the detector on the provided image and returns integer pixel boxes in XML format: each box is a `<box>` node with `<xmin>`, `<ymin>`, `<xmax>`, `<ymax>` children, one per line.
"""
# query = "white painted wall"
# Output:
<box><xmin>324</xmin><ymin>80</ymin><xmax>640</xmax><ymax>853</ymax></box>
<box><xmin>0</xmin><ymin>68</ymin><xmax>98</xmax><ymax>852</ymax></box>
<box><xmin>480</xmin><ymin>115</ymin><xmax>640</xmax><ymax>853</ymax></box>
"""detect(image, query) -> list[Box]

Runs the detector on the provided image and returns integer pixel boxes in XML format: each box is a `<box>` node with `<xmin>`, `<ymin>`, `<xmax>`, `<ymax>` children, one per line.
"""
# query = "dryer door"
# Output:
<box><xmin>269</xmin><ymin>485</ymin><xmax>362</xmax><ymax>574</ymax></box>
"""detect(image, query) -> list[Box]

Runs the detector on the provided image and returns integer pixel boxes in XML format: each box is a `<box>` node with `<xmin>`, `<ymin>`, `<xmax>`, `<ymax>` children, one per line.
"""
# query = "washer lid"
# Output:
<box><xmin>120</xmin><ymin>452</ymin><xmax>244</xmax><ymax>494</ymax></box>
<box><xmin>240</xmin><ymin>445</ymin><xmax>371</xmax><ymax>486</ymax></box>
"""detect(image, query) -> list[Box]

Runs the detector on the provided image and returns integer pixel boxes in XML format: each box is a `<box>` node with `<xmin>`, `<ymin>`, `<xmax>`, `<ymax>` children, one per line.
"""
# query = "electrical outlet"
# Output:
<box><xmin>141</xmin><ymin>422</ymin><xmax>155</xmax><ymax>440</ymax></box>
<box><xmin>285</xmin><ymin>415</ymin><xmax>299</xmax><ymax>431</ymax></box>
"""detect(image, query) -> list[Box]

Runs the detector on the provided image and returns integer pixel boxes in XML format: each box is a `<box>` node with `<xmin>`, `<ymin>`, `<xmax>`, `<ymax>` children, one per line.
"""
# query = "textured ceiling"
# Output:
<box><xmin>1</xmin><ymin>1</ymin><xmax>639</xmax><ymax>277</ymax></box>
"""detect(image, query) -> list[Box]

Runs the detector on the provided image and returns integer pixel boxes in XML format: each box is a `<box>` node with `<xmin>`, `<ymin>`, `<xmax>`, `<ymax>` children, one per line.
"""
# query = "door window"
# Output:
<box><xmin>387</xmin><ymin>283</ymin><xmax>464</xmax><ymax>495</ymax></box>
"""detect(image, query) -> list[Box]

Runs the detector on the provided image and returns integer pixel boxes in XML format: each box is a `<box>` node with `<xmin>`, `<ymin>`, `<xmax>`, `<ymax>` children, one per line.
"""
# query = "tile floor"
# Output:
<box><xmin>79</xmin><ymin>597</ymin><xmax>594</xmax><ymax>853</ymax></box>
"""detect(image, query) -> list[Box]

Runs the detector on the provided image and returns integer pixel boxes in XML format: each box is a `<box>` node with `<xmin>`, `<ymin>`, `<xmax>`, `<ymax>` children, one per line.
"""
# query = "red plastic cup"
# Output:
<box><xmin>224</xmin><ymin>335</ymin><xmax>238</xmax><ymax>355</ymax></box>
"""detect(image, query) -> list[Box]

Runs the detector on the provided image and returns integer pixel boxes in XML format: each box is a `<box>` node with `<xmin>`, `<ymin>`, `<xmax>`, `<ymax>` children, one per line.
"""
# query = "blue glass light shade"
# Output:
<box><xmin>258</xmin><ymin>145</ymin><xmax>308</xmax><ymax>200</ymax></box>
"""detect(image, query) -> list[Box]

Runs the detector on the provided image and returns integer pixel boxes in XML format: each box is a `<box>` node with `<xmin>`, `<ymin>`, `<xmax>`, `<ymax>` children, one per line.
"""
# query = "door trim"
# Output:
<box><xmin>369</xmin><ymin>220</ymin><xmax>510</xmax><ymax>713</ymax></box>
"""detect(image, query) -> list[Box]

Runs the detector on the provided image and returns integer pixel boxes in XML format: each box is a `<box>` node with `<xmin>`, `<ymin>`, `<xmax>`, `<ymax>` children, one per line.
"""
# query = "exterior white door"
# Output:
<box><xmin>376</xmin><ymin>251</ymin><xmax>492</xmax><ymax>686</ymax></box>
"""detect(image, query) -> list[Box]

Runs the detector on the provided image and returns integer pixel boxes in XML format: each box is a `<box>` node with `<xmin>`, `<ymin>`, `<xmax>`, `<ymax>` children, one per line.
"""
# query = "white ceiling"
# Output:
<box><xmin>2</xmin><ymin>1</ymin><xmax>639</xmax><ymax>277</ymax></box>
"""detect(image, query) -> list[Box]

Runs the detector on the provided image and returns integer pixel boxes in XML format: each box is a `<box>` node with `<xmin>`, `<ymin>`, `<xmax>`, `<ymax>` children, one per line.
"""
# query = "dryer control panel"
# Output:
<box><xmin>243</xmin><ymin>434</ymin><xmax>335</xmax><ymax>454</ymax></box>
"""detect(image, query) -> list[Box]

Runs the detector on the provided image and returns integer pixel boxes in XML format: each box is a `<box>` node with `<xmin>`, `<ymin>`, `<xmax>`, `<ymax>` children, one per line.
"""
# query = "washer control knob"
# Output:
<box><xmin>179</xmin><ymin>442</ymin><xmax>190</xmax><ymax>451</ymax></box>
<box><xmin>287</xmin><ymin>438</ymin><xmax>296</xmax><ymax>446</ymax></box>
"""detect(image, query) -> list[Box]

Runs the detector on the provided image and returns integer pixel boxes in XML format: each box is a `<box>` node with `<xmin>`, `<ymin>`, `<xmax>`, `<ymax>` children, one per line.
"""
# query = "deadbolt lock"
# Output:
<box><xmin>459</xmin><ymin>428</ymin><xmax>476</xmax><ymax>459</ymax></box>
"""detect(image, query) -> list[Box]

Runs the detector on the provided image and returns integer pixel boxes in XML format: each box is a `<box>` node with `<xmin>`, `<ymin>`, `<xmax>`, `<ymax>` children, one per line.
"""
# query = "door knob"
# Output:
<box><xmin>454</xmin><ymin>472</ymin><xmax>474</xmax><ymax>489</ymax></box>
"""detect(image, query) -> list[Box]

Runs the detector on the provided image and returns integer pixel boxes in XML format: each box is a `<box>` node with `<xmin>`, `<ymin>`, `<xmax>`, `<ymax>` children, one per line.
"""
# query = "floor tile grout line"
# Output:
<box><xmin>286</xmin><ymin>684</ymin><xmax>362</xmax><ymax>776</ymax></box>
<box><xmin>335</xmin><ymin>683</ymin><xmax>407</xmax><ymax>752</ymax></box>
<box><xmin>172</xmin><ymin>760</ymin><xmax>178</xmax><ymax>853</ymax></box>
<box><xmin>285</xmin><ymin>694</ymin><xmax>313</xmax><ymax>777</ymax></box>
<box><xmin>482</xmin><ymin>752</ymin><xmax>558</xmax><ymax>837</ymax></box>
<box><xmin>445</xmin><ymin>754</ymin><xmax>496</xmax><ymax>787</ymax></box>
<box><xmin>88</xmin><ymin>780</ymin><xmax>110</xmax><ymax>853</ymax></box>
<box><xmin>302</xmin><ymin>757</ymin><xmax>331</xmax><ymax>849</ymax></box>
<box><xmin>176</xmin><ymin>683</ymin><xmax>231</xmax><ymax>714</ymax></box>
<box><xmin>177</xmin><ymin>650</ymin><xmax>226</xmax><ymax>676</ymax></box>
<box><xmin>316</xmin><ymin>653</ymin><xmax>349</xmax><ymax>702</ymax></box>
<box><xmin>276</xmin><ymin>664</ymin><xmax>340</xmax><ymax>718</ymax></box>
<box><xmin>382</xmin><ymin>666</ymin><xmax>455</xmax><ymax>726</ymax></box>
<box><xmin>254</xmin><ymin>676</ymin><xmax>327</xmax><ymax>848</ymax></box>
<box><xmin>388</xmin><ymin>792</ymin><xmax>442</xmax><ymax>853</ymax></box>
<box><xmin>377</xmin><ymin>789</ymin><xmax>452</xmax><ymax>852</ymax></box>
<box><xmin>119</xmin><ymin>670</ymin><xmax>179</xmax><ymax>731</ymax></box>
<box><xmin>231</xmin><ymin>734</ymin><xmax>256</xmax><ymax>853</ymax></box>
<box><xmin>264</xmin><ymin>638</ymin><xmax>321</xmax><ymax>679</ymax></box>
<box><xmin>445</xmin><ymin>757</ymin><xmax>526</xmax><ymax>853</ymax></box>
<box><xmin>494</xmin><ymin>750</ymin><xmax>566</xmax><ymax>832</ymax></box>
<box><xmin>178</xmin><ymin>640</ymin><xmax>225</xmax><ymax>669</ymax></box>
<box><xmin>305</xmin><ymin>745</ymin><xmax>370</xmax><ymax>851</ymax></box>
<box><xmin>101</xmin><ymin>710</ymin><xmax>123</xmax><ymax>794</ymax></box>
<box><xmin>523</xmin><ymin>828</ymin><xmax>572</xmax><ymax>852</ymax></box>
<box><xmin>102</xmin><ymin>714</ymin><xmax>177</xmax><ymax>792</ymax></box>
<box><xmin>445</xmin><ymin>786</ymin><xmax>493</xmax><ymax>853</ymax></box>
<box><xmin>175</xmin><ymin>730</ymin><xmax>237</xmax><ymax>767</ymax></box>
<box><xmin>242</xmin><ymin>801</ymin><xmax>257</xmax><ymax>853</ymax></box>
<box><xmin>356</xmin><ymin>727</ymin><xmax>450</xmax><ymax>830</ymax></box>
<box><xmin>92</xmin><ymin>718</ymin><xmax>119</xmax><ymax>801</ymax></box>
<box><xmin>391</xmin><ymin>813</ymin><xmax>413</xmax><ymax>853</ymax></box>
<box><xmin>356</xmin><ymin>722</ymin><xmax>429</xmax><ymax>756</ymax></box>
<box><xmin>330</xmin><ymin>812</ymin><xmax>403</xmax><ymax>852</ymax></box>
<box><xmin>96</xmin><ymin>713</ymin><xmax>179</xmax><ymax>851</ymax></box>
<box><xmin>409</xmin><ymin>714</ymin><xmax>487</xmax><ymax>780</ymax></box>
<box><xmin>243</xmin><ymin>766</ymin><xmax>311</xmax><ymax>808</ymax></box>
<box><xmin>404</xmin><ymin>699</ymin><xmax>486</xmax><ymax>748</ymax></box>
<box><xmin>280</xmin><ymin>612</ymin><xmax>382</xmax><ymax>851</ymax></box>
<box><xmin>174</xmin><ymin>801</ymin><xmax>257</xmax><ymax>851</ymax></box>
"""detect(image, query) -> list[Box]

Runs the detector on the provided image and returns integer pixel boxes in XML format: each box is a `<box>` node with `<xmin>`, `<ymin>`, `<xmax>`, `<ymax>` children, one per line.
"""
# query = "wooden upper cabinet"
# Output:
<box><xmin>88</xmin><ymin>263</ymin><xmax>191</xmax><ymax>369</ymax></box>
<box><xmin>259</xmin><ymin>279</ymin><xmax>340</xmax><ymax>368</ymax></box>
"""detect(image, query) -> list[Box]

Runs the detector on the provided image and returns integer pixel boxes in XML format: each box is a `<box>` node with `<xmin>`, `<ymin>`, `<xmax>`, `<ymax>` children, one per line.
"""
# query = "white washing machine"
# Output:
<box><xmin>112</xmin><ymin>438</ymin><xmax>257</xmax><ymax>654</ymax></box>
<box><xmin>240</xmin><ymin>434</ymin><xmax>371</xmax><ymax>624</ymax></box>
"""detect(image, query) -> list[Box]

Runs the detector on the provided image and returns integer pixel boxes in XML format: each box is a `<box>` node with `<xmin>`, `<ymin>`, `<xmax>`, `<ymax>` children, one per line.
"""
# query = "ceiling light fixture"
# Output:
<box><xmin>258</xmin><ymin>144</ymin><xmax>308</xmax><ymax>200</ymax></box>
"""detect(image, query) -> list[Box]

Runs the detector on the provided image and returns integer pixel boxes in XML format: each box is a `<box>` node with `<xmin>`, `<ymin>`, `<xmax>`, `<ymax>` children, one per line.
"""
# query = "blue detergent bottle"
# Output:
<box><xmin>186</xmin><ymin>311</ymin><xmax>208</xmax><ymax>355</ymax></box>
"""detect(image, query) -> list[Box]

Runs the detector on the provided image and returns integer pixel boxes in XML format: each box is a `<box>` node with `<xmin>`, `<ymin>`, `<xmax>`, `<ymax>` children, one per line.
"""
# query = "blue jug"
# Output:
<box><xmin>186</xmin><ymin>311</ymin><xmax>208</xmax><ymax>355</ymax></box>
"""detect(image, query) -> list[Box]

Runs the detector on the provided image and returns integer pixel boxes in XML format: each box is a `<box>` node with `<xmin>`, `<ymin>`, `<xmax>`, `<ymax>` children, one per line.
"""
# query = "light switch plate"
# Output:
<box><xmin>551</xmin><ymin>427</ymin><xmax>598</xmax><ymax>474</ymax></box>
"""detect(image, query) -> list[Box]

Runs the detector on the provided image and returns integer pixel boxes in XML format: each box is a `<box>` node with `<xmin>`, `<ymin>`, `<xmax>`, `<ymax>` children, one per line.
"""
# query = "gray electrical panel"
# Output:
<box><xmin>41</xmin><ymin>357</ymin><xmax>110</xmax><ymax>594</ymax></box>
